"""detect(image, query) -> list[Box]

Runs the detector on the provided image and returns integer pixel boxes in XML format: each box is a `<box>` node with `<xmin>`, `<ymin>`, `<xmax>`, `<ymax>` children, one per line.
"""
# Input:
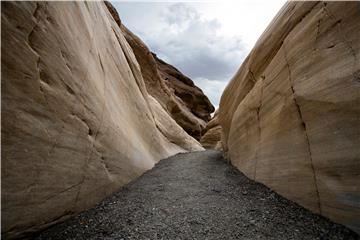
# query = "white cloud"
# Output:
<box><xmin>112</xmin><ymin>1</ymin><xmax>285</xmax><ymax>106</ymax></box>
<box><xmin>193</xmin><ymin>0</ymin><xmax>286</xmax><ymax>49</ymax></box>
<box><xmin>146</xmin><ymin>3</ymin><xmax>246</xmax><ymax>82</ymax></box>
<box><xmin>194</xmin><ymin>77</ymin><xmax>228</xmax><ymax>108</ymax></box>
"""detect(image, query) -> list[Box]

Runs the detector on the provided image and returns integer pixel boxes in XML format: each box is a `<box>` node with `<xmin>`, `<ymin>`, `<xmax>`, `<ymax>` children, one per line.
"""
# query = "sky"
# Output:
<box><xmin>112</xmin><ymin>1</ymin><xmax>286</xmax><ymax>108</ymax></box>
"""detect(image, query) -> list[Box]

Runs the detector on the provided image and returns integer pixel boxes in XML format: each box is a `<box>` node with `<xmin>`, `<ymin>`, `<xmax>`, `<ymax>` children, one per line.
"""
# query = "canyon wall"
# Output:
<box><xmin>118</xmin><ymin>23</ymin><xmax>214</xmax><ymax>140</ymax></box>
<box><xmin>106</xmin><ymin>1</ymin><xmax>214</xmax><ymax>140</ymax></box>
<box><xmin>1</xmin><ymin>2</ymin><xmax>204</xmax><ymax>238</ymax></box>
<box><xmin>200</xmin><ymin>110</ymin><xmax>222</xmax><ymax>150</ymax></box>
<box><xmin>218</xmin><ymin>1</ymin><xmax>360</xmax><ymax>233</ymax></box>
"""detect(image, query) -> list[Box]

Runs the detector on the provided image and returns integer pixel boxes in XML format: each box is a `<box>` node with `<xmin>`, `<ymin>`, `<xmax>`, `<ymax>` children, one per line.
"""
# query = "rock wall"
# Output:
<box><xmin>1</xmin><ymin>2</ymin><xmax>203</xmax><ymax>238</ymax></box>
<box><xmin>218</xmin><ymin>1</ymin><xmax>360</xmax><ymax>233</ymax></box>
<box><xmin>118</xmin><ymin>23</ymin><xmax>214</xmax><ymax>140</ymax></box>
<box><xmin>154</xmin><ymin>54</ymin><xmax>214</xmax><ymax>123</ymax></box>
<box><xmin>200</xmin><ymin>110</ymin><xmax>222</xmax><ymax>150</ymax></box>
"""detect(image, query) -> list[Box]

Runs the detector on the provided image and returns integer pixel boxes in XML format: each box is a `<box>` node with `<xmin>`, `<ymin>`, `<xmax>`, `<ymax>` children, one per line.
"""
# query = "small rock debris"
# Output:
<box><xmin>35</xmin><ymin>150</ymin><xmax>359</xmax><ymax>240</ymax></box>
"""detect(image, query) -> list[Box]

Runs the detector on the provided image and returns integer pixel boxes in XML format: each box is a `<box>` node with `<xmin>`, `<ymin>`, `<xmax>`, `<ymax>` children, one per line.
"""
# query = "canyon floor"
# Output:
<box><xmin>35</xmin><ymin>150</ymin><xmax>358</xmax><ymax>240</ymax></box>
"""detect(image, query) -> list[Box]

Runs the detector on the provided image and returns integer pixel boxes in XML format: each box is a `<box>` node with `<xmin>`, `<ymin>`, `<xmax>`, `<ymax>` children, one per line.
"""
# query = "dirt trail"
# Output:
<box><xmin>35</xmin><ymin>150</ymin><xmax>358</xmax><ymax>239</ymax></box>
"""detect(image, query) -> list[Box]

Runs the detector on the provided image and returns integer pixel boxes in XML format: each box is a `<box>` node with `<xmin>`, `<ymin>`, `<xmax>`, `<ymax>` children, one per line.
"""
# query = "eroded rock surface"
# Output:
<box><xmin>154</xmin><ymin>53</ymin><xmax>214</xmax><ymax>123</ymax></box>
<box><xmin>218</xmin><ymin>1</ymin><xmax>360</xmax><ymax>233</ymax></box>
<box><xmin>1</xmin><ymin>2</ymin><xmax>203</xmax><ymax>238</ymax></box>
<box><xmin>200</xmin><ymin>110</ymin><xmax>222</xmax><ymax>150</ymax></box>
<box><xmin>108</xmin><ymin>4</ymin><xmax>214</xmax><ymax>140</ymax></box>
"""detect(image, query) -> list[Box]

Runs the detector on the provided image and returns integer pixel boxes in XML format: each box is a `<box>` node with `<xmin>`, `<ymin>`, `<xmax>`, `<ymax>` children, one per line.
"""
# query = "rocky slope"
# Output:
<box><xmin>154</xmin><ymin>54</ymin><xmax>214</xmax><ymax>123</ymax></box>
<box><xmin>112</xmin><ymin>8</ymin><xmax>214</xmax><ymax>140</ymax></box>
<box><xmin>218</xmin><ymin>1</ymin><xmax>360</xmax><ymax>233</ymax></box>
<box><xmin>1</xmin><ymin>2</ymin><xmax>205</xmax><ymax>238</ymax></box>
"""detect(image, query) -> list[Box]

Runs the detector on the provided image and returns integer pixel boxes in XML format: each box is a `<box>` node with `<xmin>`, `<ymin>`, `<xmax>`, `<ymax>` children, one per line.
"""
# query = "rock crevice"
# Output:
<box><xmin>283</xmin><ymin>45</ymin><xmax>321</xmax><ymax>214</ymax></box>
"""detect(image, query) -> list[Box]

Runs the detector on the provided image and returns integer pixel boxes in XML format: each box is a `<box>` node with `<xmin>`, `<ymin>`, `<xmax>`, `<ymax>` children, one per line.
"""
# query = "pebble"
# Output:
<box><xmin>34</xmin><ymin>151</ymin><xmax>359</xmax><ymax>240</ymax></box>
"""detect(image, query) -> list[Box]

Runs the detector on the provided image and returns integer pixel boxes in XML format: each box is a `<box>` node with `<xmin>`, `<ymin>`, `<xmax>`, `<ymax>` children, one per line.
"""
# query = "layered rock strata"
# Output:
<box><xmin>109</xmin><ymin>5</ymin><xmax>214</xmax><ymax>140</ymax></box>
<box><xmin>200</xmin><ymin>110</ymin><xmax>222</xmax><ymax>150</ymax></box>
<box><xmin>218</xmin><ymin>1</ymin><xmax>360</xmax><ymax>233</ymax></box>
<box><xmin>1</xmin><ymin>2</ymin><xmax>204</xmax><ymax>238</ymax></box>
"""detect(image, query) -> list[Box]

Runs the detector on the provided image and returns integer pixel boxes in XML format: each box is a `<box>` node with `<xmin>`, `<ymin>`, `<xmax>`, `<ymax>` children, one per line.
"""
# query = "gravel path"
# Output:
<box><xmin>35</xmin><ymin>150</ymin><xmax>359</xmax><ymax>240</ymax></box>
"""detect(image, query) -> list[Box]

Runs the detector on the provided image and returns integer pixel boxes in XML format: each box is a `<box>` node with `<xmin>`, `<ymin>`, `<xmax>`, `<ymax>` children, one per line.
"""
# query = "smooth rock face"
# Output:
<box><xmin>114</xmin><ymin>12</ymin><xmax>214</xmax><ymax>140</ymax></box>
<box><xmin>218</xmin><ymin>1</ymin><xmax>360</xmax><ymax>233</ymax></box>
<box><xmin>200</xmin><ymin>110</ymin><xmax>222</xmax><ymax>150</ymax></box>
<box><xmin>1</xmin><ymin>2</ymin><xmax>203</xmax><ymax>238</ymax></box>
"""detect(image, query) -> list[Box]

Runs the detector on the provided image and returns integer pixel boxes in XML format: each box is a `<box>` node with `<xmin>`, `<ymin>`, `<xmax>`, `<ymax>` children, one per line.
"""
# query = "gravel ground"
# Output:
<box><xmin>35</xmin><ymin>150</ymin><xmax>359</xmax><ymax>240</ymax></box>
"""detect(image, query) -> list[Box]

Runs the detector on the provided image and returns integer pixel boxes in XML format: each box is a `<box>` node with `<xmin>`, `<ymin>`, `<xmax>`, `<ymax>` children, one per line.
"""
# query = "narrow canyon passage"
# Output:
<box><xmin>2</xmin><ymin>2</ymin><xmax>359</xmax><ymax>239</ymax></box>
<box><xmin>35</xmin><ymin>151</ymin><xmax>357</xmax><ymax>240</ymax></box>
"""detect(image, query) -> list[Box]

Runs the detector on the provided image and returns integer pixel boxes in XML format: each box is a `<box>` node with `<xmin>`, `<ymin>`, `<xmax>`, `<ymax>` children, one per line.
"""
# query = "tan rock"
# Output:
<box><xmin>1</xmin><ymin>2</ymin><xmax>203</xmax><ymax>238</ymax></box>
<box><xmin>154</xmin><ymin>53</ymin><xmax>215</xmax><ymax>123</ymax></box>
<box><xmin>200</xmin><ymin>110</ymin><xmax>222</xmax><ymax>150</ymax></box>
<box><xmin>218</xmin><ymin>1</ymin><xmax>360</xmax><ymax>233</ymax></box>
<box><xmin>104</xmin><ymin>1</ymin><xmax>121</xmax><ymax>27</ymax></box>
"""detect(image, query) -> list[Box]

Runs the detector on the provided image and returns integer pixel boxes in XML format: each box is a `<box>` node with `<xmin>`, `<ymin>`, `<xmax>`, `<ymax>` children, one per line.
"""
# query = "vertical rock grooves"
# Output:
<box><xmin>322</xmin><ymin>3</ymin><xmax>357</xmax><ymax>60</ymax></box>
<box><xmin>111</xmin><ymin>26</ymin><xmax>157</xmax><ymax>124</ymax></box>
<box><xmin>219</xmin><ymin>2</ymin><xmax>319</xmax><ymax>148</ymax></box>
<box><xmin>74</xmin><ymin>11</ymin><xmax>110</xmax><ymax>209</ymax></box>
<box><xmin>74</xmin><ymin>70</ymin><xmax>107</xmax><ymax>210</ymax></box>
<box><xmin>253</xmin><ymin>79</ymin><xmax>263</xmax><ymax>181</ymax></box>
<box><xmin>111</xmin><ymin>27</ymin><xmax>148</xmax><ymax>102</ymax></box>
<box><xmin>218</xmin><ymin>1</ymin><xmax>360</xmax><ymax>233</ymax></box>
<box><xmin>283</xmin><ymin>46</ymin><xmax>322</xmax><ymax>214</ymax></box>
<box><xmin>1</xmin><ymin>2</ymin><xmax>205</xmax><ymax>238</ymax></box>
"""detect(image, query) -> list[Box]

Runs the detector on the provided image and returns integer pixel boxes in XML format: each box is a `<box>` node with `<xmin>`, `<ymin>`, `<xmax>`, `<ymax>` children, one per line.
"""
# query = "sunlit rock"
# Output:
<box><xmin>218</xmin><ymin>1</ymin><xmax>360</xmax><ymax>233</ymax></box>
<box><xmin>1</xmin><ymin>2</ymin><xmax>203</xmax><ymax>238</ymax></box>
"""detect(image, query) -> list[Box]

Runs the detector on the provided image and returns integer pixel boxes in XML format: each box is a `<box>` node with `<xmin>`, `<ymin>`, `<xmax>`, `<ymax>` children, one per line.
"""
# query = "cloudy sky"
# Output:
<box><xmin>112</xmin><ymin>1</ymin><xmax>286</xmax><ymax>108</ymax></box>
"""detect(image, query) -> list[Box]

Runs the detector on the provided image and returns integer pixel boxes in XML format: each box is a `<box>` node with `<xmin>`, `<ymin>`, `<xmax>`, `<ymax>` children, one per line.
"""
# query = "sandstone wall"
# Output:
<box><xmin>218</xmin><ymin>1</ymin><xmax>360</xmax><ymax>233</ymax></box>
<box><xmin>1</xmin><ymin>2</ymin><xmax>203</xmax><ymax>238</ymax></box>
<box><xmin>200</xmin><ymin>110</ymin><xmax>222</xmax><ymax>150</ymax></box>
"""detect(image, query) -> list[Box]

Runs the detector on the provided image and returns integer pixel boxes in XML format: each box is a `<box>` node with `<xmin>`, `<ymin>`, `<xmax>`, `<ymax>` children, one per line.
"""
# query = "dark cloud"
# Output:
<box><xmin>144</xmin><ymin>3</ymin><xmax>245</xmax><ymax>82</ymax></box>
<box><xmin>113</xmin><ymin>2</ymin><xmax>247</xmax><ymax>106</ymax></box>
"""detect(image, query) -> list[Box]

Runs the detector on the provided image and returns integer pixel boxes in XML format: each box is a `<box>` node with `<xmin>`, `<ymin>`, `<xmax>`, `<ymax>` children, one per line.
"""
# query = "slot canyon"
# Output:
<box><xmin>1</xmin><ymin>1</ymin><xmax>359</xmax><ymax>239</ymax></box>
